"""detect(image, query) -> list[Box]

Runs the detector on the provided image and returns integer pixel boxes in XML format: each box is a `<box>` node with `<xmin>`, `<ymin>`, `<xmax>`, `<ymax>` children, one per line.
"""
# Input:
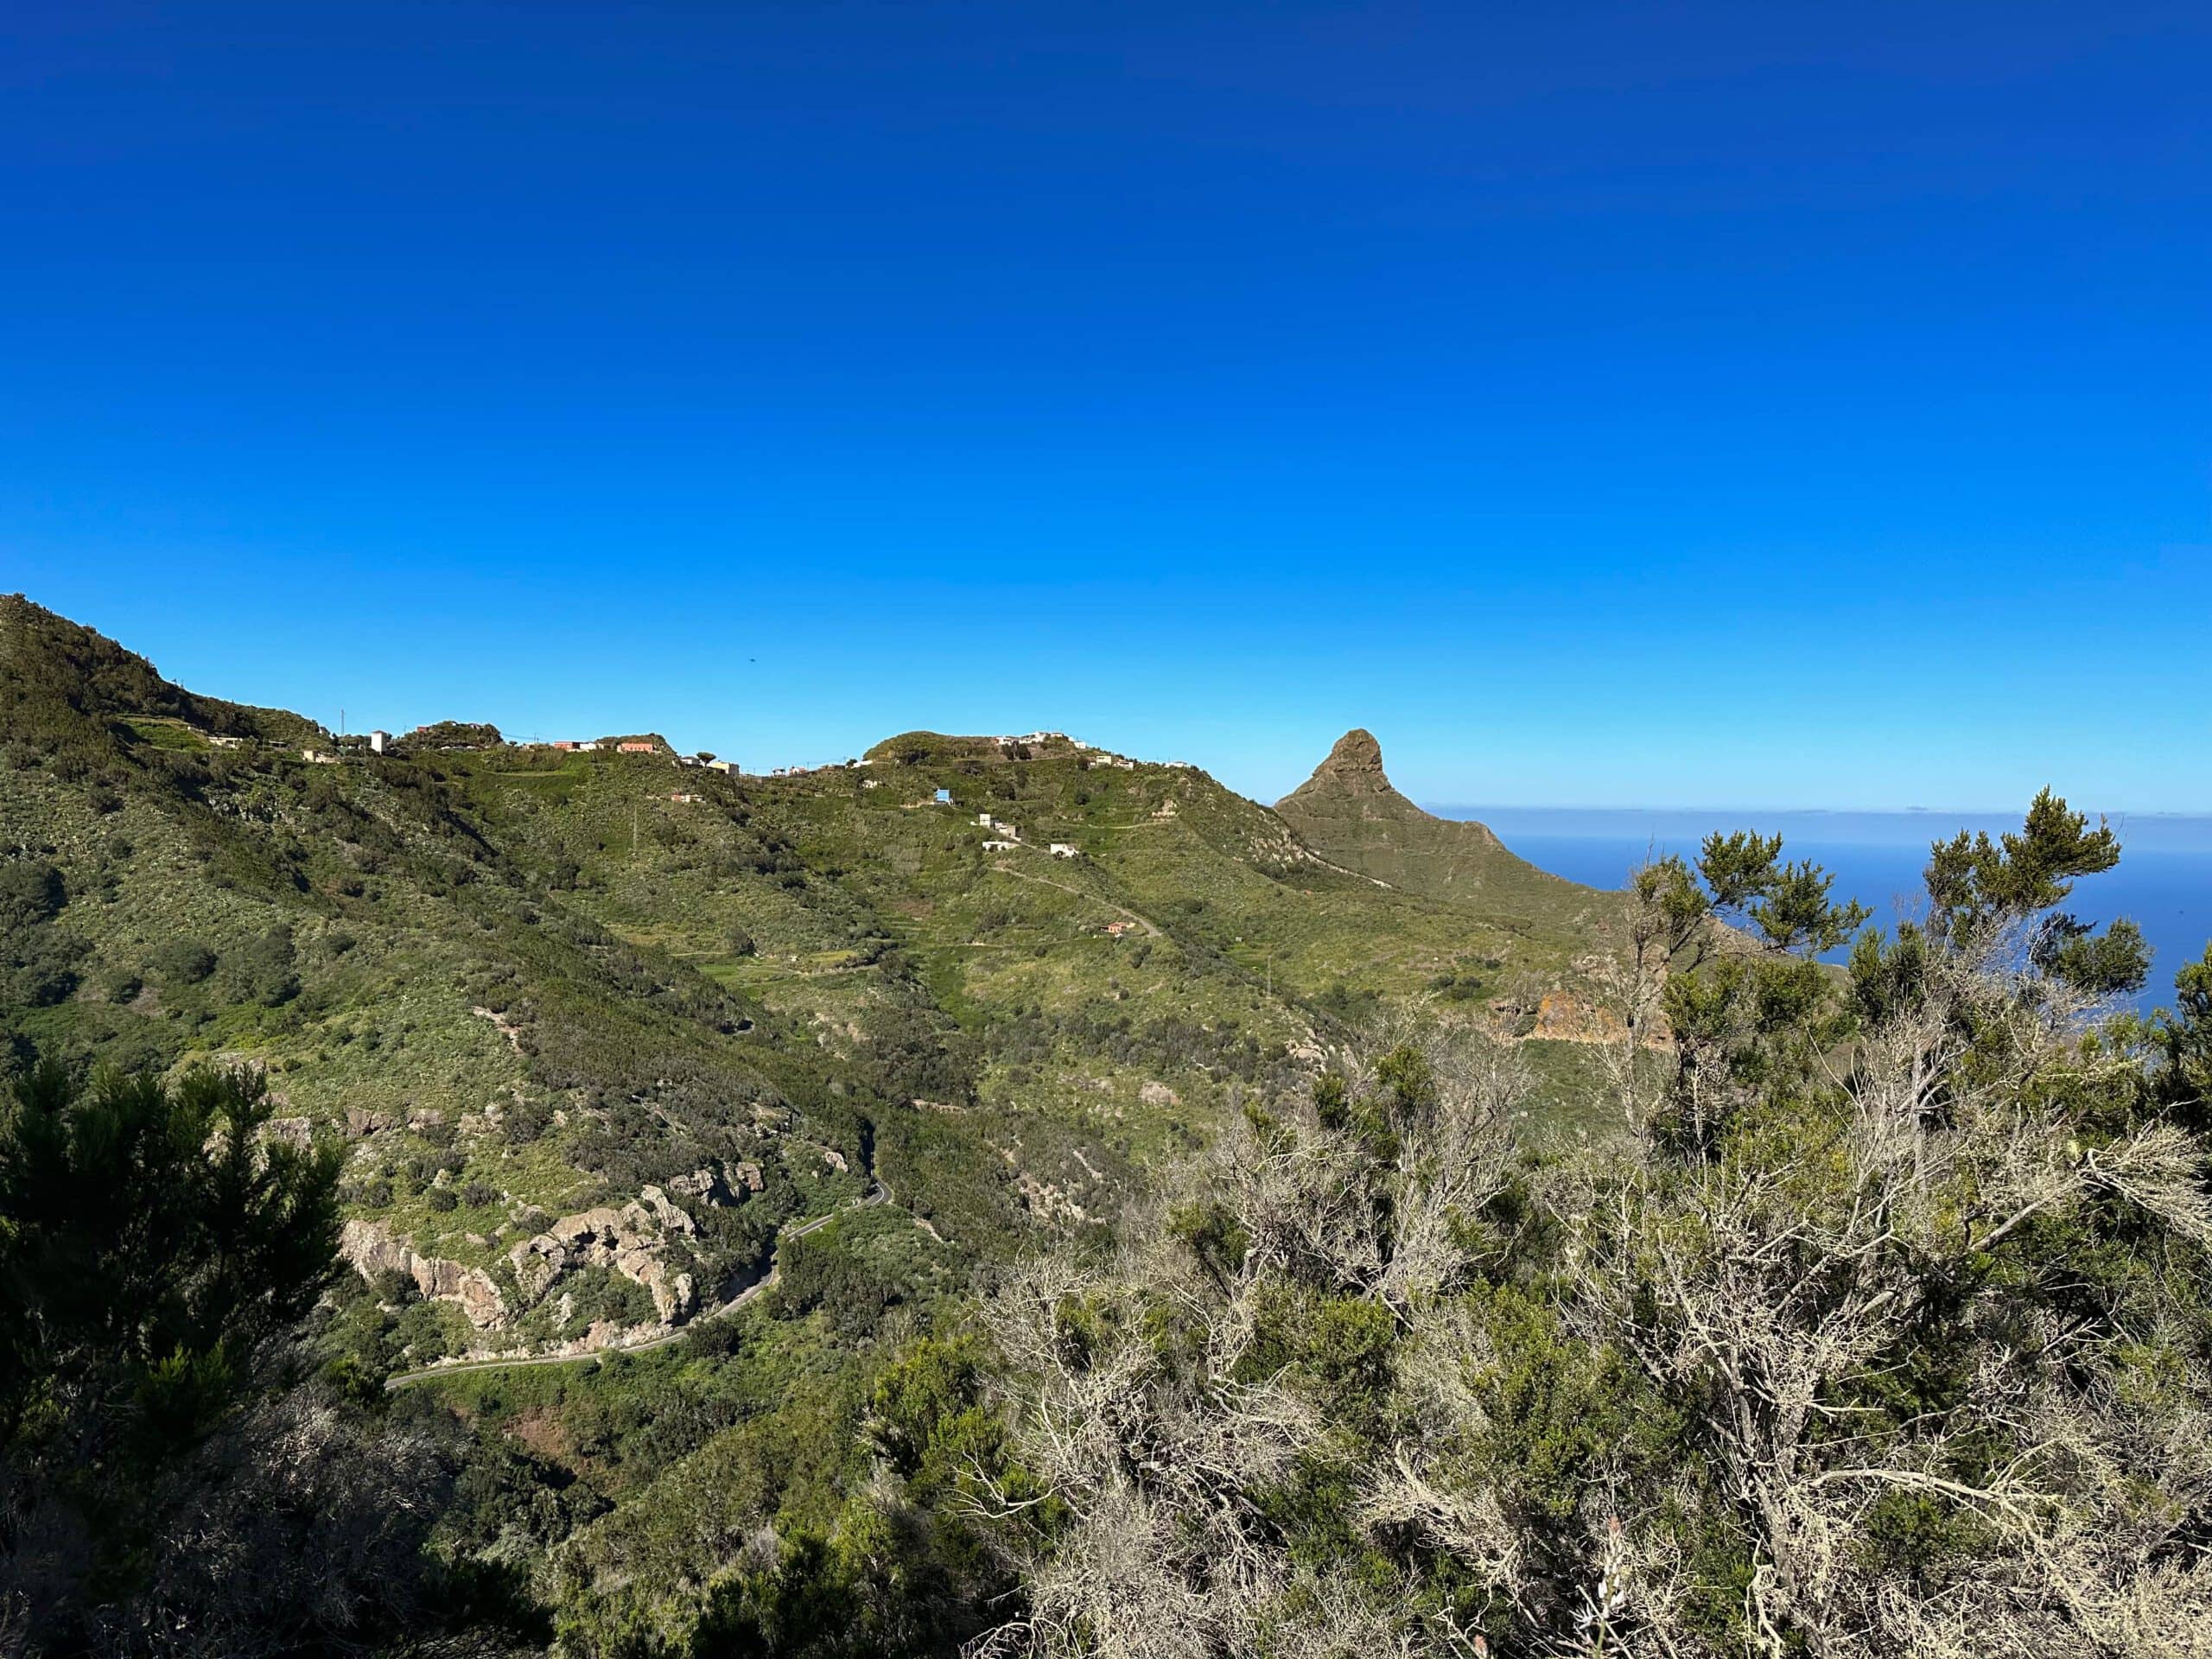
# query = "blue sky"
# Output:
<box><xmin>3</xmin><ymin>2</ymin><xmax>2209</xmax><ymax>810</ymax></box>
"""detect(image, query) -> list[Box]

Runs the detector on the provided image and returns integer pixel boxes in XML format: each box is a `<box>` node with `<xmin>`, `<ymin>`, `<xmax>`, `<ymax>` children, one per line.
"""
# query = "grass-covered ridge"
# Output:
<box><xmin>8</xmin><ymin>596</ymin><xmax>2208</xmax><ymax>1658</ymax></box>
<box><xmin>0</xmin><ymin>597</ymin><xmax>1624</xmax><ymax>1370</ymax></box>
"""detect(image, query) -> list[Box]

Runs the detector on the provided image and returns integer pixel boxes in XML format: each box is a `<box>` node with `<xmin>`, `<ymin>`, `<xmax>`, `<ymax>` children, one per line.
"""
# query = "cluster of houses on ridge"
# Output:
<box><xmin>254</xmin><ymin>720</ymin><xmax>1177</xmax><ymax>788</ymax></box>
<box><xmin>271</xmin><ymin>730</ymin><xmax>394</xmax><ymax>765</ymax></box>
<box><xmin>547</xmin><ymin>737</ymin><xmax>740</xmax><ymax>770</ymax></box>
<box><xmin>977</xmin><ymin>811</ymin><xmax>1081</xmax><ymax>860</ymax></box>
<box><xmin>999</xmin><ymin>730</ymin><xmax>1148</xmax><ymax>771</ymax></box>
<box><xmin>242</xmin><ymin>727</ymin><xmax>738</xmax><ymax>767</ymax></box>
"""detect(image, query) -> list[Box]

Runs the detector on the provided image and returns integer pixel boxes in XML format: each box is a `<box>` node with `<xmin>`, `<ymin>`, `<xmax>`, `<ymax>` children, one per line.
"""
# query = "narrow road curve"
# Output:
<box><xmin>385</xmin><ymin>1179</ymin><xmax>889</xmax><ymax>1390</ymax></box>
<box><xmin>987</xmin><ymin>862</ymin><xmax>1161</xmax><ymax>937</ymax></box>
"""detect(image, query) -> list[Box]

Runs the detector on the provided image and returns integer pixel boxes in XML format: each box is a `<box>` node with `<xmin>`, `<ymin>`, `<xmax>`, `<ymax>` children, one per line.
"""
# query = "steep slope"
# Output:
<box><xmin>1275</xmin><ymin>728</ymin><xmax>1595</xmax><ymax>918</ymax></box>
<box><xmin>0</xmin><ymin>603</ymin><xmax>1627</xmax><ymax>1372</ymax></box>
<box><xmin>0</xmin><ymin>592</ymin><xmax>320</xmax><ymax>751</ymax></box>
<box><xmin>0</xmin><ymin>598</ymin><xmax>910</xmax><ymax>1369</ymax></box>
<box><xmin>734</xmin><ymin>730</ymin><xmax>1625</xmax><ymax>1143</ymax></box>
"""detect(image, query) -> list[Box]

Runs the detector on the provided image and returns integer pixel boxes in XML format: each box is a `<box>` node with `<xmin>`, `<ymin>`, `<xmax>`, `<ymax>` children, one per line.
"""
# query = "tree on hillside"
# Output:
<box><xmin>0</xmin><ymin>1060</ymin><xmax>341</xmax><ymax>1442</ymax></box>
<box><xmin>0</xmin><ymin>1060</ymin><xmax>489</xmax><ymax>1654</ymax></box>
<box><xmin>0</xmin><ymin>857</ymin><xmax>89</xmax><ymax>1017</ymax></box>
<box><xmin>978</xmin><ymin>797</ymin><xmax>2212</xmax><ymax>1658</ymax></box>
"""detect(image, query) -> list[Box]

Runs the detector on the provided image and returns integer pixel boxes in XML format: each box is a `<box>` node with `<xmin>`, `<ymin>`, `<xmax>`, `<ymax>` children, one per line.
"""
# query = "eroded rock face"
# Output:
<box><xmin>671</xmin><ymin>1160</ymin><xmax>763</xmax><ymax>1199</ymax></box>
<box><xmin>1278</xmin><ymin>728</ymin><xmax>1420</xmax><ymax>810</ymax></box>
<box><xmin>340</xmin><ymin>1219</ymin><xmax>509</xmax><ymax>1329</ymax></box>
<box><xmin>639</xmin><ymin>1184</ymin><xmax>696</xmax><ymax>1235</ymax></box>
<box><xmin>670</xmin><ymin>1161</ymin><xmax>753</xmax><ymax>1204</ymax></box>
<box><xmin>1318</xmin><ymin>727</ymin><xmax>1386</xmax><ymax>780</ymax></box>
<box><xmin>508</xmin><ymin>1192</ymin><xmax>702</xmax><ymax>1324</ymax></box>
<box><xmin>1532</xmin><ymin>990</ymin><xmax>1628</xmax><ymax>1044</ymax></box>
<box><xmin>1527</xmin><ymin>989</ymin><xmax>1671</xmax><ymax>1050</ymax></box>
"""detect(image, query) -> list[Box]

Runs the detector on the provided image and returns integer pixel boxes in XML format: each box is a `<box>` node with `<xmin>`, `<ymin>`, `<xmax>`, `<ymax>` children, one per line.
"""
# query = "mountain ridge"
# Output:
<box><xmin>0</xmin><ymin>599</ymin><xmax>1620</xmax><ymax>1369</ymax></box>
<box><xmin>1274</xmin><ymin>726</ymin><xmax>1590</xmax><ymax>910</ymax></box>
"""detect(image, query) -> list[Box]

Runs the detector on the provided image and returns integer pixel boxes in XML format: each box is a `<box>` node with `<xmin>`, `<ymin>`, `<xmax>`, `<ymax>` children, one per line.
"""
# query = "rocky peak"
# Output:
<box><xmin>1318</xmin><ymin>728</ymin><xmax>1386</xmax><ymax>781</ymax></box>
<box><xmin>1274</xmin><ymin>727</ymin><xmax>1520</xmax><ymax>885</ymax></box>
<box><xmin>1279</xmin><ymin>728</ymin><xmax>1395</xmax><ymax>807</ymax></box>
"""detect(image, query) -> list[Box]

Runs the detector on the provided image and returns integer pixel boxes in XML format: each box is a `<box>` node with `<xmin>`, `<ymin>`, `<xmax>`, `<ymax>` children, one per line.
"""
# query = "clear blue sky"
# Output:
<box><xmin>4</xmin><ymin>2</ymin><xmax>2209</xmax><ymax>810</ymax></box>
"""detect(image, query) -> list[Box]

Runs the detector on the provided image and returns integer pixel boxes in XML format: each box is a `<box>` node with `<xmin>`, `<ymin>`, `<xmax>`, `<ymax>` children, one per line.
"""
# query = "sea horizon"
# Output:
<box><xmin>1432</xmin><ymin>803</ymin><xmax>2212</xmax><ymax>1008</ymax></box>
<box><xmin>1429</xmin><ymin>804</ymin><xmax>2212</xmax><ymax>851</ymax></box>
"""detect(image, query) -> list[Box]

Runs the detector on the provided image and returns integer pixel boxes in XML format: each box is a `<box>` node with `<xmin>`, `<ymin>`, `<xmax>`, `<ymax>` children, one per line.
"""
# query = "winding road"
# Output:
<box><xmin>385</xmin><ymin>1179</ymin><xmax>890</xmax><ymax>1390</ymax></box>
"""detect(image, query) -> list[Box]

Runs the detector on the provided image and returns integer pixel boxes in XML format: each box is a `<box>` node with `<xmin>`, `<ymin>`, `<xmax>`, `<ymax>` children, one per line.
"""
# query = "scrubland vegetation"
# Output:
<box><xmin>4</xmin><ymin>595</ymin><xmax>2209</xmax><ymax>1656</ymax></box>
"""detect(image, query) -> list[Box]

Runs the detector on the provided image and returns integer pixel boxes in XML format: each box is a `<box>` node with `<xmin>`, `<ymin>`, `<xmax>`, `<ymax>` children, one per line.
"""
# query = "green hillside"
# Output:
<box><xmin>0</xmin><ymin>598</ymin><xmax>1634</xmax><ymax>1376</ymax></box>
<box><xmin>10</xmin><ymin>597</ymin><xmax>2199</xmax><ymax>1659</ymax></box>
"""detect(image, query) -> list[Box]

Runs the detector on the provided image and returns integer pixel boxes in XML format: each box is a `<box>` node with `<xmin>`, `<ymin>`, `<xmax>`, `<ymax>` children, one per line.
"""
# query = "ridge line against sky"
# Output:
<box><xmin>13</xmin><ymin>582</ymin><xmax>2207</xmax><ymax>823</ymax></box>
<box><xmin>5</xmin><ymin>2</ymin><xmax>2209</xmax><ymax>810</ymax></box>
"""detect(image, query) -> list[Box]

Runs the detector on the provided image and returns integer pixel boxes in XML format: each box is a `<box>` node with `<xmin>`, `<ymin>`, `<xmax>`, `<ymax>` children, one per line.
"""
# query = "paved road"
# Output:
<box><xmin>385</xmin><ymin>1179</ymin><xmax>888</xmax><ymax>1390</ymax></box>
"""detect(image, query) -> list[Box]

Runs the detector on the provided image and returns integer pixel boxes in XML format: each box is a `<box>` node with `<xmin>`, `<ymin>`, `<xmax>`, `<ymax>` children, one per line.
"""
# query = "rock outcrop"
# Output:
<box><xmin>1276</xmin><ymin>729</ymin><xmax>1494</xmax><ymax>844</ymax></box>
<box><xmin>1307</xmin><ymin>727</ymin><xmax>1389</xmax><ymax>784</ymax></box>
<box><xmin>340</xmin><ymin>1219</ymin><xmax>509</xmax><ymax>1329</ymax></box>
<box><xmin>340</xmin><ymin>1155</ymin><xmax>766</xmax><ymax>1335</ymax></box>
<box><xmin>671</xmin><ymin>1160</ymin><xmax>758</xmax><ymax>1202</ymax></box>
<box><xmin>504</xmin><ymin>1163</ymin><xmax>753</xmax><ymax>1326</ymax></box>
<box><xmin>1274</xmin><ymin>728</ymin><xmax>1573</xmax><ymax>908</ymax></box>
<box><xmin>509</xmin><ymin>1201</ymin><xmax>695</xmax><ymax>1324</ymax></box>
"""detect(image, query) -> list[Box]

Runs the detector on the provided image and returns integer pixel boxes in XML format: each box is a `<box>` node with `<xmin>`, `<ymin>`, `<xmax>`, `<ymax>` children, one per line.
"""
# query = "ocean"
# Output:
<box><xmin>1429</xmin><ymin>805</ymin><xmax>2212</xmax><ymax>1012</ymax></box>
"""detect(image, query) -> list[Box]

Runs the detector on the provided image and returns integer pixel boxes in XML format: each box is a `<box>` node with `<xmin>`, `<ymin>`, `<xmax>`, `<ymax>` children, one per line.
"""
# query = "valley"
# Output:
<box><xmin>0</xmin><ymin>594</ymin><xmax>1624</xmax><ymax>1371</ymax></box>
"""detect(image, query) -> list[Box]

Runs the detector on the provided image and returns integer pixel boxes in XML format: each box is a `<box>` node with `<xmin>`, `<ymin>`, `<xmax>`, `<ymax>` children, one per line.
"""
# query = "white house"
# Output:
<box><xmin>368</xmin><ymin>729</ymin><xmax>391</xmax><ymax>754</ymax></box>
<box><xmin>982</xmin><ymin>838</ymin><xmax>1020</xmax><ymax>852</ymax></box>
<box><xmin>1049</xmin><ymin>842</ymin><xmax>1080</xmax><ymax>859</ymax></box>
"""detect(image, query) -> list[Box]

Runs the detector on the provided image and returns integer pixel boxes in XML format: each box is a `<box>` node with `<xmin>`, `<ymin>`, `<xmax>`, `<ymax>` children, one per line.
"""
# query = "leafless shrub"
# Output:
<box><xmin>986</xmin><ymin>904</ymin><xmax>2212</xmax><ymax>1659</ymax></box>
<box><xmin>976</xmin><ymin>1028</ymin><xmax>1529</xmax><ymax>1657</ymax></box>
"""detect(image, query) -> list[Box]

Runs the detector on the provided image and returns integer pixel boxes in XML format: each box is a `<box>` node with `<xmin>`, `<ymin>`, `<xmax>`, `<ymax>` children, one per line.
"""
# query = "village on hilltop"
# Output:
<box><xmin>213</xmin><ymin>720</ymin><xmax>1173</xmax><ymax>863</ymax></box>
<box><xmin>268</xmin><ymin>721</ymin><xmax>1168</xmax><ymax>792</ymax></box>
